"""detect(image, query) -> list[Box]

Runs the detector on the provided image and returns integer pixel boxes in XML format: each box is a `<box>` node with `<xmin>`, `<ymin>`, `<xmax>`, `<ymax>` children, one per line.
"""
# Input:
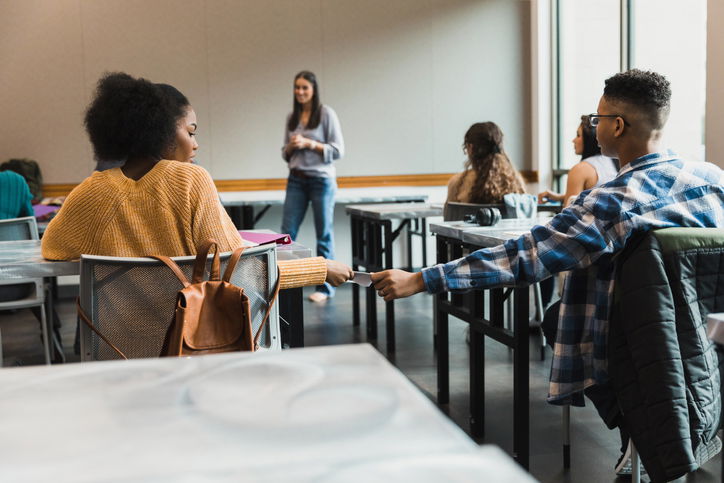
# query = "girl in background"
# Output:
<box><xmin>538</xmin><ymin>114</ymin><xmax>618</xmax><ymax>207</ymax></box>
<box><xmin>446</xmin><ymin>122</ymin><xmax>526</xmax><ymax>204</ymax></box>
<box><xmin>281</xmin><ymin>71</ymin><xmax>345</xmax><ymax>302</ymax></box>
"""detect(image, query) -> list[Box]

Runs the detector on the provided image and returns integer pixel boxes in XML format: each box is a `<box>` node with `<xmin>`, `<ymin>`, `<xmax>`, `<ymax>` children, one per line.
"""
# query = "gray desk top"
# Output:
<box><xmin>220</xmin><ymin>186</ymin><xmax>432</xmax><ymax>206</ymax></box>
<box><xmin>0</xmin><ymin>239</ymin><xmax>311</xmax><ymax>280</ymax></box>
<box><xmin>345</xmin><ymin>202</ymin><xmax>443</xmax><ymax>220</ymax></box>
<box><xmin>430</xmin><ymin>217</ymin><xmax>552</xmax><ymax>248</ymax></box>
<box><xmin>0</xmin><ymin>240</ymin><xmax>79</xmax><ymax>279</ymax></box>
<box><xmin>0</xmin><ymin>344</ymin><xmax>534</xmax><ymax>482</ymax></box>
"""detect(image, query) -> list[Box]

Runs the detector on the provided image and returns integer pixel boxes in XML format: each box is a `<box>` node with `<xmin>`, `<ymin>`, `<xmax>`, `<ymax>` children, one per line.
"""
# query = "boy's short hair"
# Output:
<box><xmin>603</xmin><ymin>69</ymin><xmax>671</xmax><ymax>130</ymax></box>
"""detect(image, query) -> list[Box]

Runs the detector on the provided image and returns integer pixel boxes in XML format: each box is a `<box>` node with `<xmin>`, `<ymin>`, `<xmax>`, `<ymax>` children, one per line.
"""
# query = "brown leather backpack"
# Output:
<box><xmin>78</xmin><ymin>239</ymin><xmax>280</xmax><ymax>359</ymax></box>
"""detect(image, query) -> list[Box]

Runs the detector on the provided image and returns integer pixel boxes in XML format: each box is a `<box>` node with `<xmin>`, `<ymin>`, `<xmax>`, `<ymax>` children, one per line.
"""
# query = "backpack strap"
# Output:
<box><xmin>76</xmin><ymin>298</ymin><xmax>128</xmax><ymax>360</ymax></box>
<box><xmin>149</xmin><ymin>256</ymin><xmax>190</xmax><ymax>287</ymax></box>
<box><xmin>253</xmin><ymin>267</ymin><xmax>282</xmax><ymax>350</ymax></box>
<box><xmin>192</xmin><ymin>239</ymin><xmax>221</xmax><ymax>282</ymax></box>
<box><xmin>221</xmin><ymin>246</ymin><xmax>247</xmax><ymax>282</ymax></box>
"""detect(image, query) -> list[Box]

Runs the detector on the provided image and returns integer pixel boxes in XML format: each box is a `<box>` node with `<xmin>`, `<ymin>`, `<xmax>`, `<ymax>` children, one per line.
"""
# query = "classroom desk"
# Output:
<box><xmin>219</xmin><ymin>186</ymin><xmax>433</xmax><ymax>229</ymax></box>
<box><xmin>0</xmin><ymin>239</ymin><xmax>313</xmax><ymax>357</ymax></box>
<box><xmin>345</xmin><ymin>202</ymin><xmax>443</xmax><ymax>352</ymax></box>
<box><xmin>430</xmin><ymin>217</ymin><xmax>551</xmax><ymax>470</ymax></box>
<box><xmin>0</xmin><ymin>344</ymin><xmax>534</xmax><ymax>482</ymax></box>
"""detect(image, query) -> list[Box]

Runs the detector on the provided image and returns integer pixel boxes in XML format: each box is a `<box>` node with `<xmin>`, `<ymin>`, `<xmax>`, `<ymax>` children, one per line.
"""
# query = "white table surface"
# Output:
<box><xmin>429</xmin><ymin>217</ymin><xmax>553</xmax><ymax>246</ymax></box>
<box><xmin>0</xmin><ymin>239</ymin><xmax>79</xmax><ymax>279</ymax></box>
<box><xmin>345</xmin><ymin>202</ymin><xmax>444</xmax><ymax>220</ymax></box>
<box><xmin>0</xmin><ymin>344</ymin><xmax>535</xmax><ymax>482</ymax></box>
<box><xmin>219</xmin><ymin>186</ymin><xmax>439</xmax><ymax>206</ymax></box>
<box><xmin>0</xmin><ymin>239</ymin><xmax>310</xmax><ymax>281</ymax></box>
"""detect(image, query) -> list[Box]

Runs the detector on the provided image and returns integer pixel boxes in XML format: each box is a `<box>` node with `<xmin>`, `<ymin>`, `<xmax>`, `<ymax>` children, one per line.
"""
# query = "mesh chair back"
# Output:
<box><xmin>79</xmin><ymin>244</ymin><xmax>280</xmax><ymax>361</ymax></box>
<box><xmin>0</xmin><ymin>216</ymin><xmax>38</xmax><ymax>241</ymax></box>
<box><xmin>443</xmin><ymin>202</ymin><xmax>510</xmax><ymax>222</ymax></box>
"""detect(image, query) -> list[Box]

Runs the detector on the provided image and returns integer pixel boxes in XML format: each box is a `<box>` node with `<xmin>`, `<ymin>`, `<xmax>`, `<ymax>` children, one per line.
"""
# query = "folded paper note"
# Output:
<box><xmin>348</xmin><ymin>271</ymin><xmax>372</xmax><ymax>287</ymax></box>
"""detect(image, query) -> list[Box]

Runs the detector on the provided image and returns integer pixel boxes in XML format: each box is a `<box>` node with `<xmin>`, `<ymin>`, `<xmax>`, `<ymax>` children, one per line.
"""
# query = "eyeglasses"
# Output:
<box><xmin>588</xmin><ymin>113</ymin><xmax>629</xmax><ymax>127</ymax></box>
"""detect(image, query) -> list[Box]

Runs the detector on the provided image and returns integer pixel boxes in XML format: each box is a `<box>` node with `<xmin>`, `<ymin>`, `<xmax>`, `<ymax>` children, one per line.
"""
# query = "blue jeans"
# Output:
<box><xmin>281</xmin><ymin>175</ymin><xmax>337</xmax><ymax>296</ymax></box>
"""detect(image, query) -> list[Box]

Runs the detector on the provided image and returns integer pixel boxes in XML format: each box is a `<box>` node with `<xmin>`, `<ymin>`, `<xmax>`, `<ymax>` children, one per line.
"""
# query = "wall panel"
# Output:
<box><xmin>0</xmin><ymin>0</ymin><xmax>531</xmax><ymax>184</ymax></box>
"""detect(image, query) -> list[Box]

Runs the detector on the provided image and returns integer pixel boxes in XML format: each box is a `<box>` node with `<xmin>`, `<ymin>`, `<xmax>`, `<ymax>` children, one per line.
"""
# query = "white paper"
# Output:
<box><xmin>348</xmin><ymin>271</ymin><xmax>373</xmax><ymax>287</ymax></box>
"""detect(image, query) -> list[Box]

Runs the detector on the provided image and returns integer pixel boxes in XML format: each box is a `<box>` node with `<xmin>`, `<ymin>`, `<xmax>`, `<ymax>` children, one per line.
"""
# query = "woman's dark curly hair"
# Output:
<box><xmin>454</xmin><ymin>122</ymin><xmax>526</xmax><ymax>204</ymax></box>
<box><xmin>84</xmin><ymin>72</ymin><xmax>186</xmax><ymax>161</ymax></box>
<box><xmin>603</xmin><ymin>69</ymin><xmax>671</xmax><ymax>130</ymax></box>
<box><xmin>579</xmin><ymin>114</ymin><xmax>601</xmax><ymax>160</ymax></box>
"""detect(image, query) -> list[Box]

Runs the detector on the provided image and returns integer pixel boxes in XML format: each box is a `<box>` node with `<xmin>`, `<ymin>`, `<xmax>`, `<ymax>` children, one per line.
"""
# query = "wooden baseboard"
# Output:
<box><xmin>43</xmin><ymin>171</ymin><xmax>538</xmax><ymax>196</ymax></box>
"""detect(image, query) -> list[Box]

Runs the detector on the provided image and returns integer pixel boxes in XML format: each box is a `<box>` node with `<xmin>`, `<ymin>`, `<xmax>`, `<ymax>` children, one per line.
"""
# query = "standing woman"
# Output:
<box><xmin>281</xmin><ymin>71</ymin><xmax>344</xmax><ymax>302</ymax></box>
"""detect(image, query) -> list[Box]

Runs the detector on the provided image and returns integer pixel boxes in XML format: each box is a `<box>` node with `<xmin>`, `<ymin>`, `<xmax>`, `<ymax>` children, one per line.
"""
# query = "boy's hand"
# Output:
<box><xmin>370</xmin><ymin>270</ymin><xmax>426</xmax><ymax>301</ymax></box>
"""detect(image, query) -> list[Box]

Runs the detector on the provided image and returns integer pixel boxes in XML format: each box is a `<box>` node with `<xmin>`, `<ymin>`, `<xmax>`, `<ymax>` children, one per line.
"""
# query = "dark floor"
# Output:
<box><xmin>1</xmin><ymin>284</ymin><xmax>721</xmax><ymax>483</ymax></box>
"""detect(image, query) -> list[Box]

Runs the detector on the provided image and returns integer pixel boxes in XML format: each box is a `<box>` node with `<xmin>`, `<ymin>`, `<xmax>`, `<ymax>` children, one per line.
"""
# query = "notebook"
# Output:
<box><xmin>238</xmin><ymin>231</ymin><xmax>292</xmax><ymax>246</ymax></box>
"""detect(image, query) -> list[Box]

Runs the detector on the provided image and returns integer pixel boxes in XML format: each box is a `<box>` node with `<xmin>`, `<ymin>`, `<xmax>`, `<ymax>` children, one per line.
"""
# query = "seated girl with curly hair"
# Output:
<box><xmin>446</xmin><ymin>121</ymin><xmax>527</xmax><ymax>205</ymax></box>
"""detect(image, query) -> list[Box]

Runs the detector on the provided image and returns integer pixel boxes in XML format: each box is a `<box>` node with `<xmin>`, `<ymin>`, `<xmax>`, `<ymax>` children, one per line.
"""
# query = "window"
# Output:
<box><xmin>632</xmin><ymin>0</ymin><xmax>707</xmax><ymax>161</ymax></box>
<box><xmin>553</xmin><ymin>0</ymin><xmax>707</xmax><ymax>189</ymax></box>
<box><xmin>556</xmin><ymin>0</ymin><xmax>620</xmax><ymax>175</ymax></box>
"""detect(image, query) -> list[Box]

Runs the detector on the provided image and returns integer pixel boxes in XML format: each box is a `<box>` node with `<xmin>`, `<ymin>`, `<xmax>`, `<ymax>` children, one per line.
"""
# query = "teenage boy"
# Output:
<box><xmin>371</xmin><ymin>69</ymin><xmax>724</xmax><ymax>474</ymax></box>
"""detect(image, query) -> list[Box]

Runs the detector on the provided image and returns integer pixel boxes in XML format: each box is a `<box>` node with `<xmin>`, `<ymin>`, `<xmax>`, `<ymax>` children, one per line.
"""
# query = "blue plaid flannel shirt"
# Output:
<box><xmin>422</xmin><ymin>151</ymin><xmax>724</xmax><ymax>405</ymax></box>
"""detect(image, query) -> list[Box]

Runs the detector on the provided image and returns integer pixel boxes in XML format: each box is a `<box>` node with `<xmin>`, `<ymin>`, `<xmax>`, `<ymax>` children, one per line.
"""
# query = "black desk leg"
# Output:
<box><xmin>352</xmin><ymin>269</ymin><xmax>360</xmax><ymax>327</ymax></box>
<box><xmin>351</xmin><ymin>217</ymin><xmax>360</xmax><ymax>327</ymax></box>
<box><xmin>470</xmin><ymin>289</ymin><xmax>486</xmax><ymax>437</ymax></box>
<box><xmin>280</xmin><ymin>287</ymin><xmax>304</xmax><ymax>348</ymax></box>
<box><xmin>366</xmin><ymin>285</ymin><xmax>378</xmax><ymax>340</ymax></box>
<box><xmin>365</xmin><ymin>220</ymin><xmax>379</xmax><ymax>341</ymax></box>
<box><xmin>470</xmin><ymin>324</ymin><xmax>485</xmax><ymax>437</ymax></box>
<box><xmin>406</xmin><ymin>219</ymin><xmax>413</xmax><ymax>271</ymax></box>
<box><xmin>513</xmin><ymin>286</ymin><xmax>530</xmax><ymax>469</ymax></box>
<box><xmin>435</xmin><ymin>294</ymin><xmax>449</xmax><ymax>404</ymax></box>
<box><xmin>384</xmin><ymin>221</ymin><xmax>395</xmax><ymax>353</ymax></box>
<box><xmin>241</xmin><ymin>206</ymin><xmax>256</xmax><ymax>229</ymax></box>
<box><xmin>421</xmin><ymin>219</ymin><xmax>427</xmax><ymax>267</ymax></box>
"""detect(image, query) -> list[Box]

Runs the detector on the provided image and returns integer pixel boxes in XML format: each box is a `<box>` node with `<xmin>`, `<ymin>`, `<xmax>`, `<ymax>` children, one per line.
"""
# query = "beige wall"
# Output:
<box><xmin>706</xmin><ymin>0</ymin><xmax>724</xmax><ymax>168</ymax></box>
<box><xmin>0</xmin><ymin>0</ymin><xmax>531</xmax><ymax>184</ymax></box>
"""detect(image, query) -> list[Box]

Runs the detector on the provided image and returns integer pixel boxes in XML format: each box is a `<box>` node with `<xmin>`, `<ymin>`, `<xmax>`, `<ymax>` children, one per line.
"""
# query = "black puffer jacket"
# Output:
<box><xmin>608</xmin><ymin>228</ymin><xmax>724</xmax><ymax>482</ymax></box>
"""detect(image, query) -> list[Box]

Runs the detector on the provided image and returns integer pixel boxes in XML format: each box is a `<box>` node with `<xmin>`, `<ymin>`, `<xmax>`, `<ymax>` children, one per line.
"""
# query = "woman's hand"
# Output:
<box><xmin>370</xmin><ymin>270</ymin><xmax>426</xmax><ymax>301</ymax></box>
<box><xmin>325</xmin><ymin>259</ymin><xmax>354</xmax><ymax>286</ymax></box>
<box><xmin>538</xmin><ymin>190</ymin><xmax>562</xmax><ymax>204</ymax></box>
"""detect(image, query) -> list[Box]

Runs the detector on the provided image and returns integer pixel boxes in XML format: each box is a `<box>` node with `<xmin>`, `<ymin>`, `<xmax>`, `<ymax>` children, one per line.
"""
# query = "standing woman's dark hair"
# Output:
<box><xmin>287</xmin><ymin>71</ymin><xmax>322</xmax><ymax>131</ymax></box>
<box><xmin>453</xmin><ymin>122</ymin><xmax>526</xmax><ymax>204</ymax></box>
<box><xmin>579</xmin><ymin>115</ymin><xmax>602</xmax><ymax>160</ymax></box>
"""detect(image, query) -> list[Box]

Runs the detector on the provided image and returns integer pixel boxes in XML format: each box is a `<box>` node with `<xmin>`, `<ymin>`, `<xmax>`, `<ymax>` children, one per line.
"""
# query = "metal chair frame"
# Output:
<box><xmin>0</xmin><ymin>216</ymin><xmax>50</xmax><ymax>365</ymax></box>
<box><xmin>79</xmin><ymin>244</ymin><xmax>281</xmax><ymax>361</ymax></box>
<box><xmin>0</xmin><ymin>216</ymin><xmax>39</xmax><ymax>241</ymax></box>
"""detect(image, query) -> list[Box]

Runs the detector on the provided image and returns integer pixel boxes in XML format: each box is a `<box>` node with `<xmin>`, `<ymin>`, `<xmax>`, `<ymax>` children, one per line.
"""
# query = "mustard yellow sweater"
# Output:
<box><xmin>41</xmin><ymin>161</ymin><xmax>325</xmax><ymax>289</ymax></box>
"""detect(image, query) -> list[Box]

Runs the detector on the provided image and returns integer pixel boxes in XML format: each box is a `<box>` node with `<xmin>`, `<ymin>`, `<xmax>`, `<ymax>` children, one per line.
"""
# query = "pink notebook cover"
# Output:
<box><xmin>33</xmin><ymin>204</ymin><xmax>59</xmax><ymax>219</ymax></box>
<box><xmin>238</xmin><ymin>231</ymin><xmax>291</xmax><ymax>246</ymax></box>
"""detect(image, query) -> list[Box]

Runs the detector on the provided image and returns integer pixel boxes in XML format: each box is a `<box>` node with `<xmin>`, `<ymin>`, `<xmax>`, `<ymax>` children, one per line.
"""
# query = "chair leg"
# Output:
<box><xmin>562</xmin><ymin>405</ymin><xmax>571</xmax><ymax>468</ymax></box>
<box><xmin>0</xmin><ymin>327</ymin><xmax>3</xmax><ymax>367</ymax></box>
<box><xmin>39</xmin><ymin>304</ymin><xmax>51</xmax><ymax>365</ymax></box>
<box><xmin>534</xmin><ymin>283</ymin><xmax>545</xmax><ymax>321</ymax></box>
<box><xmin>534</xmin><ymin>284</ymin><xmax>546</xmax><ymax>360</ymax></box>
<box><xmin>631</xmin><ymin>442</ymin><xmax>640</xmax><ymax>483</ymax></box>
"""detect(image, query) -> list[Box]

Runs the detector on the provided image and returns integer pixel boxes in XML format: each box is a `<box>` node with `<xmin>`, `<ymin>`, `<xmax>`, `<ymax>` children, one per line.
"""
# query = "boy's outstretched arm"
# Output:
<box><xmin>370</xmin><ymin>270</ymin><xmax>426</xmax><ymax>301</ymax></box>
